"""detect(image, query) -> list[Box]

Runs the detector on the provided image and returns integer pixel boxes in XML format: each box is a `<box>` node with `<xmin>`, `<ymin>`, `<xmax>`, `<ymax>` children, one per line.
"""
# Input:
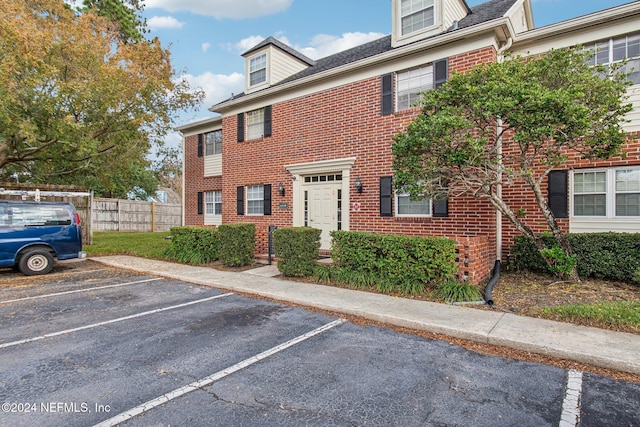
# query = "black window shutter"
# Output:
<box><xmin>432</xmin><ymin>198</ymin><xmax>449</xmax><ymax>217</ymax></box>
<box><xmin>237</xmin><ymin>186</ymin><xmax>245</xmax><ymax>215</ymax></box>
<box><xmin>263</xmin><ymin>184</ymin><xmax>272</xmax><ymax>216</ymax></box>
<box><xmin>380</xmin><ymin>176</ymin><xmax>393</xmax><ymax>217</ymax></box>
<box><xmin>381</xmin><ymin>73</ymin><xmax>394</xmax><ymax>116</ymax></box>
<box><xmin>197</xmin><ymin>134</ymin><xmax>203</xmax><ymax>157</ymax></box>
<box><xmin>263</xmin><ymin>105</ymin><xmax>272</xmax><ymax>137</ymax></box>
<box><xmin>548</xmin><ymin>170</ymin><xmax>568</xmax><ymax>218</ymax></box>
<box><xmin>197</xmin><ymin>192</ymin><xmax>203</xmax><ymax>215</ymax></box>
<box><xmin>434</xmin><ymin>58</ymin><xmax>449</xmax><ymax>89</ymax></box>
<box><xmin>237</xmin><ymin>113</ymin><xmax>244</xmax><ymax>142</ymax></box>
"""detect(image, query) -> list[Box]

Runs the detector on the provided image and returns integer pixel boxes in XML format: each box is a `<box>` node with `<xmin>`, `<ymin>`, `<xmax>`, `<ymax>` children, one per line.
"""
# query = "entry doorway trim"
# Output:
<box><xmin>285</xmin><ymin>157</ymin><xmax>356</xmax><ymax>235</ymax></box>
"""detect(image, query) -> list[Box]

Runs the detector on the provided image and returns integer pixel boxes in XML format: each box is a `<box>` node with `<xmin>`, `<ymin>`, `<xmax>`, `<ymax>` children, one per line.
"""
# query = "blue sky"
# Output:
<box><xmin>139</xmin><ymin>0</ymin><xmax>634</xmax><ymax>144</ymax></box>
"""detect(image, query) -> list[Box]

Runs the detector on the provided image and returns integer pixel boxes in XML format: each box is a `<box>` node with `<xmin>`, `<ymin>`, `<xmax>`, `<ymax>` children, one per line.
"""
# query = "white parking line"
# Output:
<box><xmin>559</xmin><ymin>369</ymin><xmax>583</xmax><ymax>427</ymax></box>
<box><xmin>0</xmin><ymin>293</ymin><xmax>234</xmax><ymax>349</ymax></box>
<box><xmin>0</xmin><ymin>278</ymin><xmax>162</xmax><ymax>305</ymax></box>
<box><xmin>93</xmin><ymin>318</ymin><xmax>347</xmax><ymax>427</ymax></box>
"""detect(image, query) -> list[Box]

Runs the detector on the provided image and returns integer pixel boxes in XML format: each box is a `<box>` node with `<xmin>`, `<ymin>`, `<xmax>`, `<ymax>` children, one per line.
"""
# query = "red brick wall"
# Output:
<box><xmin>184</xmin><ymin>38</ymin><xmax>639</xmax><ymax>284</ymax></box>
<box><xmin>183</xmin><ymin>133</ymin><xmax>222</xmax><ymax>227</ymax></box>
<box><xmin>211</xmin><ymin>46</ymin><xmax>499</xmax><ymax>282</ymax></box>
<box><xmin>499</xmin><ymin>131</ymin><xmax>640</xmax><ymax>262</ymax></box>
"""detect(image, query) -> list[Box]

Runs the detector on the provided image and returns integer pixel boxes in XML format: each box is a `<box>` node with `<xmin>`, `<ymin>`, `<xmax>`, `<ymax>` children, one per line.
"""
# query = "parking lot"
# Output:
<box><xmin>0</xmin><ymin>261</ymin><xmax>639</xmax><ymax>426</ymax></box>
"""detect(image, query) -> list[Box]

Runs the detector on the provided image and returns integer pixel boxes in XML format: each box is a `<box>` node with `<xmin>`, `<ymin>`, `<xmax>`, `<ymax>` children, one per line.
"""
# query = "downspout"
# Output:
<box><xmin>484</xmin><ymin>37</ymin><xmax>512</xmax><ymax>306</ymax></box>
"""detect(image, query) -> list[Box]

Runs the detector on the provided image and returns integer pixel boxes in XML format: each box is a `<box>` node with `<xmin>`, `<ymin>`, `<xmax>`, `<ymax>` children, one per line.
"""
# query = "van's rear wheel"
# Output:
<box><xmin>19</xmin><ymin>250</ymin><xmax>54</xmax><ymax>275</ymax></box>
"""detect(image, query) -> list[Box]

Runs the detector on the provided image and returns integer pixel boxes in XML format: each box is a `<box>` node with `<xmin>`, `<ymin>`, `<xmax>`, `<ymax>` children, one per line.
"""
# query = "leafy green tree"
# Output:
<box><xmin>0</xmin><ymin>0</ymin><xmax>204</xmax><ymax>192</ymax></box>
<box><xmin>392</xmin><ymin>47</ymin><xmax>633</xmax><ymax>280</ymax></box>
<box><xmin>79</xmin><ymin>0</ymin><xmax>148</xmax><ymax>43</ymax></box>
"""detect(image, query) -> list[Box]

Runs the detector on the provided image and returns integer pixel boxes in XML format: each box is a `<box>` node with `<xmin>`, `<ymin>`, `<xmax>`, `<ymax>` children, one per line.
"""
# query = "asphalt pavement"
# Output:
<box><xmin>92</xmin><ymin>256</ymin><xmax>640</xmax><ymax>376</ymax></box>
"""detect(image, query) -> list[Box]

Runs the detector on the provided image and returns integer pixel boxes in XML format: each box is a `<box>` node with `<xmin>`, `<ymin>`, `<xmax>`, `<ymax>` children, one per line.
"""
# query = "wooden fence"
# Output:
<box><xmin>92</xmin><ymin>198</ymin><xmax>181</xmax><ymax>232</ymax></box>
<box><xmin>1</xmin><ymin>183</ymin><xmax>182</xmax><ymax>245</ymax></box>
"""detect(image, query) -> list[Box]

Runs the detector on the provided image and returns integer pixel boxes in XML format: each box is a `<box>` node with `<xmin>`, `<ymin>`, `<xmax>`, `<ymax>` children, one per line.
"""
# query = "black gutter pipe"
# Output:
<box><xmin>484</xmin><ymin>260</ymin><xmax>501</xmax><ymax>306</ymax></box>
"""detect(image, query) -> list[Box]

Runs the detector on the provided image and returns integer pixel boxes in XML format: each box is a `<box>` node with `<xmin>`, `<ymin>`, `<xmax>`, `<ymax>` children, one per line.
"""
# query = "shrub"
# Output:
<box><xmin>331</xmin><ymin>230</ymin><xmax>457</xmax><ymax>294</ymax></box>
<box><xmin>273</xmin><ymin>227</ymin><xmax>321</xmax><ymax>277</ymax></box>
<box><xmin>432</xmin><ymin>280</ymin><xmax>482</xmax><ymax>303</ymax></box>
<box><xmin>312</xmin><ymin>265</ymin><xmax>334</xmax><ymax>284</ymax></box>
<box><xmin>511</xmin><ymin>233</ymin><xmax>640</xmax><ymax>284</ymax></box>
<box><xmin>164</xmin><ymin>226</ymin><xmax>219</xmax><ymax>264</ymax></box>
<box><xmin>217</xmin><ymin>223</ymin><xmax>255</xmax><ymax>267</ymax></box>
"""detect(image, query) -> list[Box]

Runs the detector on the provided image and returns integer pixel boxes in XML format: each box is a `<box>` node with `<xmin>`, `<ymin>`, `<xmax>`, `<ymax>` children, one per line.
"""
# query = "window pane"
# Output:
<box><xmin>204</xmin><ymin>191</ymin><xmax>215</xmax><ymax>215</ymax></box>
<box><xmin>616</xmin><ymin>194</ymin><xmax>640</xmax><ymax>216</ymax></box>
<box><xmin>595</xmin><ymin>41</ymin><xmax>610</xmax><ymax>64</ymax></box>
<box><xmin>397</xmin><ymin>195</ymin><xmax>430</xmax><ymax>215</ymax></box>
<box><xmin>574</xmin><ymin>171</ymin><xmax>606</xmax><ymax>193</ymax></box>
<box><xmin>205</xmin><ymin>130</ymin><xmax>222</xmax><ymax>155</ymax></box>
<box><xmin>247</xmin><ymin>185</ymin><xmax>264</xmax><ymax>215</ymax></box>
<box><xmin>628</xmin><ymin>34</ymin><xmax>640</xmax><ymax>58</ymax></box>
<box><xmin>247</xmin><ymin>109</ymin><xmax>265</xmax><ymax>139</ymax></box>
<box><xmin>613</xmin><ymin>37</ymin><xmax>626</xmax><ymax>62</ymax></box>
<box><xmin>400</xmin><ymin>0</ymin><xmax>434</xmax><ymax>35</ymax></box>
<box><xmin>616</xmin><ymin>169</ymin><xmax>640</xmax><ymax>192</ymax></box>
<box><xmin>574</xmin><ymin>194</ymin><xmax>606</xmax><ymax>216</ymax></box>
<box><xmin>397</xmin><ymin>65</ymin><xmax>433</xmax><ymax>111</ymax></box>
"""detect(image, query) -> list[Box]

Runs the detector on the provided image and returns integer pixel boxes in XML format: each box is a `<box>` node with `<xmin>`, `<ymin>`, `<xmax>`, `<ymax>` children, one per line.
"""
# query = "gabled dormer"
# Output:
<box><xmin>242</xmin><ymin>37</ymin><xmax>315</xmax><ymax>95</ymax></box>
<box><xmin>392</xmin><ymin>0</ymin><xmax>472</xmax><ymax>47</ymax></box>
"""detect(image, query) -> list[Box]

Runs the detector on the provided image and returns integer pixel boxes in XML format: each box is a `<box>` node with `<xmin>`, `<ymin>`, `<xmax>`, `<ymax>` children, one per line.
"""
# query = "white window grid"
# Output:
<box><xmin>588</xmin><ymin>33</ymin><xmax>640</xmax><ymax>84</ymax></box>
<box><xmin>205</xmin><ymin>130</ymin><xmax>222</xmax><ymax>156</ymax></box>
<box><xmin>572</xmin><ymin>167</ymin><xmax>640</xmax><ymax>218</ymax></box>
<box><xmin>205</xmin><ymin>191</ymin><xmax>222</xmax><ymax>215</ymax></box>
<box><xmin>249</xmin><ymin>53</ymin><xmax>267</xmax><ymax>86</ymax></box>
<box><xmin>401</xmin><ymin>0</ymin><xmax>435</xmax><ymax>36</ymax></box>
<box><xmin>396</xmin><ymin>64</ymin><xmax>434</xmax><ymax>111</ymax></box>
<box><xmin>246</xmin><ymin>185</ymin><xmax>264</xmax><ymax>215</ymax></box>
<box><xmin>395</xmin><ymin>193</ymin><xmax>432</xmax><ymax>217</ymax></box>
<box><xmin>246</xmin><ymin>109</ymin><xmax>264</xmax><ymax>140</ymax></box>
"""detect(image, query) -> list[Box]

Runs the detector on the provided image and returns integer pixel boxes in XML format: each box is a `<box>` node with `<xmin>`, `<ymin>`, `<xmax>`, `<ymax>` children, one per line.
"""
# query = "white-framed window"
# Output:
<box><xmin>587</xmin><ymin>33</ymin><xmax>640</xmax><ymax>84</ymax></box>
<box><xmin>397</xmin><ymin>64</ymin><xmax>434</xmax><ymax>111</ymax></box>
<box><xmin>205</xmin><ymin>130</ymin><xmax>222</xmax><ymax>156</ymax></box>
<box><xmin>246</xmin><ymin>185</ymin><xmax>264</xmax><ymax>215</ymax></box>
<box><xmin>205</xmin><ymin>190</ymin><xmax>222</xmax><ymax>215</ymax></box>
<box><xmin>246</xmin><ymin>108</ymin><xmax>265</xmax><ymax>140</ymax></box>
<box><xmin>395</xmin><ymin>193</ymin><xmax>432</xmax><ymax>217</ymax></box>
<box><xmin>249</xmin><ymin>53</ymin><xmax>267</xmax><ymax>87</ymax></box>
<box><xmin>400</xmin><ymin>0</ymin><xmax>435</xmax><ymax>36</ymax></box>
<box><xmin>572</xmin><ymin>167</ymin><xmax>640</xmax><ymax>217</ymax></box>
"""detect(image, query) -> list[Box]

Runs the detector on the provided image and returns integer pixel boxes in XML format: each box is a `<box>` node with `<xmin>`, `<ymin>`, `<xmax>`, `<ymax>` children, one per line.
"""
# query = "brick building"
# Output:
<box><xmin>177</xmin><ymin>0</ymin><xmax>640</xmax><ymax>283</ymax></box>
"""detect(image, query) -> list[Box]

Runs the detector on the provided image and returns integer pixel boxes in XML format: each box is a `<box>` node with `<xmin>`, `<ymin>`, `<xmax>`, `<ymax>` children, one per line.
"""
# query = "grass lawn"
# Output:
<box><xmin>85</xmin><ymin>231</ymin><xmax>172</xmax><ymax>260</ymax></box>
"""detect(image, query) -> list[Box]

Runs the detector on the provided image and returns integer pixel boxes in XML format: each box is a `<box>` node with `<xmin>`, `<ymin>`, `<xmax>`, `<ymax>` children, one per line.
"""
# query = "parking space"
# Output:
<box><xmin>0</xmin><ymin>261</ymin><xmax>639</xmax><ymax>426</ymax></box>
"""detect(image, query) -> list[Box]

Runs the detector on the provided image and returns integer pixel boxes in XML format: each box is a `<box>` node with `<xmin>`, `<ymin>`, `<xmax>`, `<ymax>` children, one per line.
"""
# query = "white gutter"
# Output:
<box><xmin>495</xmin><ymin>36</ymin><xmax>513</xmax><ymax>262</ymax></box>
<box><xmin>512</xmin><ymin>1</ymin><xmax>640</xmax><ymax>45</ymax></box>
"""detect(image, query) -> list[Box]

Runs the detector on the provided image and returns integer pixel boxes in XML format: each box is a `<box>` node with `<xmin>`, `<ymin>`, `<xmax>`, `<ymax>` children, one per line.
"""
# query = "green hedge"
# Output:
<box><xmin>164</xmin><ymin>226</ymin><xmax>219</xmax><ymax>264</ymax></box>
<box><xmin>330</xmin><ymin>230</ymin><xmax>457</xmax><ymax>294</ymax></box>
<box><xmin>511</xmin><ymin>233</ymin><xmax>640</xmax><ymax>284</ymax></box>
<box><xmin>274</xmin><ymin>227</ymin><xmax>321</xmax><ymax>277</ymax></box>
<box><xmin>217</xmin><ymin>223</ymin><xmax>255</xmax><ymax>267</ymax></box>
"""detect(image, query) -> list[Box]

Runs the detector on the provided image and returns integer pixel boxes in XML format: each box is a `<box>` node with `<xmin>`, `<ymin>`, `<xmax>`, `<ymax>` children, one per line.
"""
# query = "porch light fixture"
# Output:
<box><xmin>355</xmin><ymin>177</ymin><xmax>363</xmax><ymax>194</ymax></box>
<box><xmin>278</xmin><ymin>182</ymin><xmax>285</xmax><ymax>196</ymax></box>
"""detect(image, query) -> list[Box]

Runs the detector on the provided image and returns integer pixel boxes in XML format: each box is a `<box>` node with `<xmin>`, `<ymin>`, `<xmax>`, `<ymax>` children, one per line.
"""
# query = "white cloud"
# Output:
<box><xmin>298</xmin><ymin>32</ymin><xmax>386</xmax><ymax>60</ymax></box>
<box><xmin>145</xmin><ymin>0</ymin><xmax>293</xmax><ymax>19</ymax></box>
<box><xmin>182</xmin><ymin>71</ymin><xmax>245</xmax><ymax>110</ymax></box>
<box><xmin>227</xmin><ymin>32</ymin><xmax>386</xmax><ymax>60</ymax></box>
<box><xmin>201</xmin><ymin>42</ymin><xmax>211</xmax><ymax>53</ymax></box>
<box><xmin>147</xmin><ymin>16</ymin><xmax>184</xmax><ymax>30</ymax></box>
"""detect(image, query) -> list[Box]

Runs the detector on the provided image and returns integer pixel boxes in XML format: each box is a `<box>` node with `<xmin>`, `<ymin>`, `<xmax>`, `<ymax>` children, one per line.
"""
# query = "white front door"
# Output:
<box><xmin>306</xmin><ymin>181</ymin><xmax>341</xmax><ymax>250</ymax></box>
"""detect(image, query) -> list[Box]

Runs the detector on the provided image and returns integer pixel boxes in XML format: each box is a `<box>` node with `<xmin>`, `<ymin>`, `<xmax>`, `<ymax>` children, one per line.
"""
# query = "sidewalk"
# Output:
<box><xmin>92</xmin><ymin>255</ymin><xmax>640</xmax><ymax>376</ymax></box>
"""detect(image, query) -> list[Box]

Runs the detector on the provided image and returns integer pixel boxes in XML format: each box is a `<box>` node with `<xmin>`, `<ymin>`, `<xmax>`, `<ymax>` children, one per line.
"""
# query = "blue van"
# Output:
<box><xmin>0</xmin><ymin>200</ymin><xmax>86</xmax><ymax>275</ymax></box>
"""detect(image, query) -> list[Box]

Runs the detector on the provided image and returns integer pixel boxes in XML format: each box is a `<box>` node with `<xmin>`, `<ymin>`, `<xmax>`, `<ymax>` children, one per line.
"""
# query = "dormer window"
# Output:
<box><xmin>401</xmin><ymin>0</ymin><xmax>435</xmax><ymax>36</ymax></box>
<box><xmin>249</xmin><ymin>53</ymin><xmax>267</xmax><ymax>87</ymax></box>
